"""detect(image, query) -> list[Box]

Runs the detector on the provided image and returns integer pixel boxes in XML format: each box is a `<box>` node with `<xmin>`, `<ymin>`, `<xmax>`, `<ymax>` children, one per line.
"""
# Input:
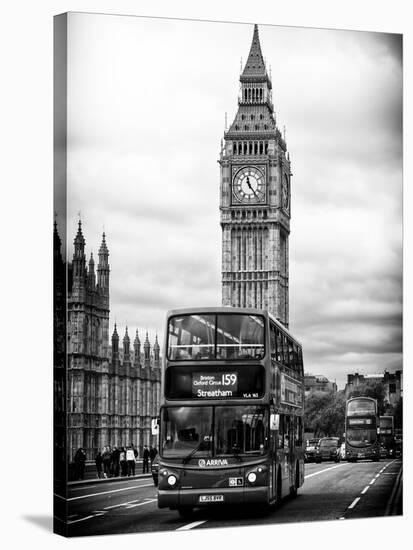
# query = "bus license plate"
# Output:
<box><xmin>358</xmin><ymin>453</ymin><xmax>365</xmax><ymax>458</ymax></box>
<box><xmin>199</xmin><ymin>495</ymin><xmax>224</xmax><ymax>503</ymax></box>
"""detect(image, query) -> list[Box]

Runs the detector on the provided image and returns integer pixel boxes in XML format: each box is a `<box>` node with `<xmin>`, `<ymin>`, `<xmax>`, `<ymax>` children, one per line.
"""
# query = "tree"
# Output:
<box><xmin>304</xmin><ymin>391</ymin><xmax>346</xmax><ymax>438</ymax></box>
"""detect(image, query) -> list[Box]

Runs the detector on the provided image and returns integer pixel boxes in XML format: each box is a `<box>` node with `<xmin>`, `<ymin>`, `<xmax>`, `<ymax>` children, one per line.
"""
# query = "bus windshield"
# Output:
<box><xmin>161</xmin><ymin>405</ymin><xmax>268</xmax><ymax>458</ymax></box>
<box><xmin>347</xmin><ymin>428</ymin><xmax>377</xmax><ymax>447</ymax></box>
<box><xmin>347</xmin><ymin>399</ymin><xmax>376</xmax><ymax>415</ymax></box>
<box><xmin>167</xmin><ymin>314</ymin><xmax>265</xmax><ymax>361</ymax></box>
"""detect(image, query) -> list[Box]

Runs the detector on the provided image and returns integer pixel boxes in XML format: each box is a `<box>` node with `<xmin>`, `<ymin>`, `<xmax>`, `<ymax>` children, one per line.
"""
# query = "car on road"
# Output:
<box><xmin>379</xmin><ymin>445</ymin><xmax>388</xmax><ymax>459</ymax></box>
<box><xmin>305</xmin><ymin>438</ymin><xmax>320</xmax><ymax>463</ymax></box>
<box><xmin>151</xmin><ymin>455</ymin><xmax>159</xmax><ymax>486</ymax></box>
<box><xmin>315</xmin><ymin>437</ymin><xmax>341</xmax><ymax>463</ymax></box>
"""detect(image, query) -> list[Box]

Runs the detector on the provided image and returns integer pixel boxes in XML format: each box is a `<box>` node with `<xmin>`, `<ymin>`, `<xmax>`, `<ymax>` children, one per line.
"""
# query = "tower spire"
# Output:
<box><xmin>241</xmin><ymin>24</ymin><xmax>268</xmax><ymax>80</ymax></box>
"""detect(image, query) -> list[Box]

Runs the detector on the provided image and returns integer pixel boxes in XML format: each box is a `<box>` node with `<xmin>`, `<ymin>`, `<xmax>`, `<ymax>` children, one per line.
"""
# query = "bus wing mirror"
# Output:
<box><xmin>270</xmin><ymin>413</ymin><xmax>279</xmax><ymax>431</ymax></box>
<box><xmin>151</xmin><ymin>417</ymin><xmax>160</xmax><ymax>436</ymax></box>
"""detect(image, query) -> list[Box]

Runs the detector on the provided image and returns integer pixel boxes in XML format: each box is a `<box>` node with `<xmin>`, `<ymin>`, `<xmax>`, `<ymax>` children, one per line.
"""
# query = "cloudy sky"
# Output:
<box><xmin>59</xmin><ymin>13</ymin><xmax>402</xmax><ymax>389</ymax></box>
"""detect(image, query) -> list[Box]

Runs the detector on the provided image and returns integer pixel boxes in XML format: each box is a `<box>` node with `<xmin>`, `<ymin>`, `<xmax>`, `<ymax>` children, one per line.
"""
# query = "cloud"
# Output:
<box><xmin>62</xmin><ymin>15</ymin><xmax>402</xmax><ymax>389</ymax></box>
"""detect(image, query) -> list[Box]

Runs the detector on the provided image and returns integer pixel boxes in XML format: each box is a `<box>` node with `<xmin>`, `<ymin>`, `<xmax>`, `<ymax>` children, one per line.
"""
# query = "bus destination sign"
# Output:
<box><xmin>192</xmin><ymin>372</ymin><xmax>238</xmax><ymax>398</ymax></box>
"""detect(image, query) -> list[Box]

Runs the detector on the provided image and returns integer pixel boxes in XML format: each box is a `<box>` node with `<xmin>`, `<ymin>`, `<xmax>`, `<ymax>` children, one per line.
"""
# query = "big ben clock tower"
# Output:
<box><xmin>219</xmin><ymin>24</ymin><xmax>291</xmax><ymax>327</ymax></box>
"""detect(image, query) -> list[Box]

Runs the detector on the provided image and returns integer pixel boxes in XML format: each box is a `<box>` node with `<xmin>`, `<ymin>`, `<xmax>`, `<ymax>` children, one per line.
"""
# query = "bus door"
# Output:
<box><xmin>279</xmin><ymin>414</ymin><xmax>291</xmax><ymax>496</ymax></box>
<box><xmin>269</xmin><ymin>410</ymin><xmax>279</xmax><ymax>501</ymax></box>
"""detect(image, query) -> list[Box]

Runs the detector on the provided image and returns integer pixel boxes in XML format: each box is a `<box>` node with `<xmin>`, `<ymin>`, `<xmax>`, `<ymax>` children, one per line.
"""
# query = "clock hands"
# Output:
<box><xmin>246</xmin><ymin>177</ymin><xmax>258</xmax><ymax>198</ymax></box>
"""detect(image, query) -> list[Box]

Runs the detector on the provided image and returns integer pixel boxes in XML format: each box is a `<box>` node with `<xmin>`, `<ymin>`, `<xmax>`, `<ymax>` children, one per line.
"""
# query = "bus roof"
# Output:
<box><xmin>166</xmin><ymin>306</ymin><xmax>303</xmax><ymax>347</ymax></box>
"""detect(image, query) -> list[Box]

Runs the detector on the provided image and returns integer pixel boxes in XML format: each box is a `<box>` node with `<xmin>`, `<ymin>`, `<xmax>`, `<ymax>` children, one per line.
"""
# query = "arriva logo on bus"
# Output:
<box><xmin>198</xmin><ymin>458</ymin><xmax>229</xmax><ymax>467</ymax></box>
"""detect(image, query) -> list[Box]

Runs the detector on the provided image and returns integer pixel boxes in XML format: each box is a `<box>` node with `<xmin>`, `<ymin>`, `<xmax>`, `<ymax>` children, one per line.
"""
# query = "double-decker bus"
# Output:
<box><xmin>345</xmin><ymin>397</ymin><xmax>380</xmax><ymax>462</ymax></box>
<box><xmin>156</xmin><ymin>307</ymin><xmax>305</xmax><ymax>518</ymax></box>
<box><xmin>379</xmin><ymin>416</ymin><xmax>395</xmax><ymax>458</ymax></box>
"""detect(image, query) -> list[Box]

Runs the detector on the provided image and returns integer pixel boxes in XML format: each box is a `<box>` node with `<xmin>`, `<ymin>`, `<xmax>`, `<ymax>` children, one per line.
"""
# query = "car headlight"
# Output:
<box><xmin>167</xmin><ymin>475</ymin><xmax>177</xmax><ymax>486</ymax></box>
<box><xmin>247</xmin><ymin>472</ymin><xmax>257</xmax><ymax>484</ymax></box>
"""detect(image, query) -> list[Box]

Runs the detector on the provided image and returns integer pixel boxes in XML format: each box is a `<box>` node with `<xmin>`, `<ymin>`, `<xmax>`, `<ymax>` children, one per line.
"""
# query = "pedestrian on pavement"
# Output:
<box><xmin>111</xmin><ymin>446</ymin><xmax>120</xmax><ymax>477</ymax></box>
<box><xmin>102</xmin><ymin>446</ymin><xmax>112</xmax><ymax>478</ymax></box>
<box><xmin>119</xmin><ymin>447</ymin><xmax>127</xmax><ymax>476</ymax></box>
<box><xmin>95</xmin><ymin>450</ymin><xmax>103</xmax><ymax>479</ymax></box>
<box><xmin>149</xmin><ymin>446</ymin><xmax>157</xmax><ymax>464</ymax></box>
<box><xmin>142</xmin><ymin>446</ymin><xmax>150</xmax><ymax>473</ymax></box>
<box><xmin>74</xmin><ymin>447</ymin><xmax>86</xmax><ymax>480</ymax></box>
<box><xmin>126</xmin><ymin>446</ymin><xmax>136</xmax><ymax>476</ymax></box>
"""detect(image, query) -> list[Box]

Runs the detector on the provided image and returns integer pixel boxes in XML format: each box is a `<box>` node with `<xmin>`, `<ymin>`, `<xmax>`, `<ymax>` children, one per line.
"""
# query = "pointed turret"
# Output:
<box><xmin>153</xmin><ymin>334</ymin><xmax>160</xmax><ymax>364</ymax></box>
<box><xmin>123</xmin><ymin>326</ymin><xmax>130</xmax><ymax>359</ymax></box>
<box><xmin>111</xmin><ymin>323</ymin><xmax>119</xmax><ymax>356</ymax></box>
<box><xmin>144</xmin><ymin>331</ymin><xmax>151</xmax><ymax>363</ymax></box>
<box><xmin>134</xmin><ymin>329</ymin><xmax>141</xmax><ymax>365</ymax></box>
<box><xmin>88</xmin><ymin>253</ymin><xmax>96</xmax><ymax>289</ymax></box>
<box><xmin>54</xmin><ymin>221</ymin><xmax>62</xmax><ymax>263</ymax></box>
<box><xmin>72</xmin><ymin>220</ymin><xmax>86</xmax><ymax>279</ymax></box>
<box><xmin>97</xmin><ymin>232</ymin><xmax>110</xmax><ymax>293</ymax></box>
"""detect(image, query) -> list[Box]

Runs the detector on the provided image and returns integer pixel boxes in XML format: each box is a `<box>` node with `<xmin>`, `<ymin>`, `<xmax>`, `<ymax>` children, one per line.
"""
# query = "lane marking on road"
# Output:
<box><xmin>104</xmin><ymin>499</ymin><xmax>141</xmax><ymax>510</ymax></box>
<box><xmin>304</xmin><ymin>463</ymin><xmax>347</xmax><ymax>479</ymax></box>
<box><xmin>369</xmin><ymin>478</ymin><xmax>376</xmax><ymax>485</ymax></box>
<box><xmin>348</xmin><ymin>497</ymin><xmax>360</xmax><ymax>509</ymax></box>
<box><xmin>361</xmin><ymin>486</ymin><xmax>370</xmax><ymax>495</ymax></box>
<box><xmin>124</xmin><ymin>499</ymin><xmax>157</xmax><ymax>509</ymax></box>
<box><xmin>177</xmin><ymin>521</ymin><xmax>207</xmax><ymax>531</ymax></box>
<box><xmin>375</xmin><ymin>474</ymin><xmax>380</xmax><ymax>479</ymax></box>
<box><xmin>67</xmin><ymin>483</ymin><xmax>154</xmax><ymax>501</ymax></box>
<box><xmin>68</xmin><ymin>514</ymin><xmax>99</xmax><ymax>525</ymax></box>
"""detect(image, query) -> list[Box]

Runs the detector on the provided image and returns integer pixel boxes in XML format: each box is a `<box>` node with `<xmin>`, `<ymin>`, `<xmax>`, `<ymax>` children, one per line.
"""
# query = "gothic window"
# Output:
<box><xmin>260</xmin><ymin>88</ymin><xmax>263</xmax><ymax>101</ymax></box>
<box><xmin>254</xmin><ymin>142</ymin><xmax>258</xmax><ymax>154</ymax></box>
<box><xmin>244</xmin><ymin>89</ymin><xmax>247</xmax><ymax>102</ymax></box>
<box><xmin>235</xmin><ymin>124</ymin><xmax>239</xmax><ymax>130</ymax></box>
<box><xmin>244</xmin><ymin>125</ymin><xmax>249</xmax><ymax>131</ymax></box>
<box><xmin>265</xmin><ymin>142</ymin><xmax>268</xmax><ymax>154</ymax></box>
<box><xmin>259</xmin><ymin>142</ymin><xmax>263</xmax><ymax>154</ymax></box>
<box><xmin>255</xmin><ymin>125</ymin><xmax>259</xmax><ymax>131</ymax></box>
<box><xmin>260</xmin><ymin>114</ymin><xmax>264</xmax><ymax>120</ymax></box>
<box><xmin>250</xmin><ymin>114</ymin><xmax>254</xmax><ymax>120</ymax></box>
<box><xmin>241</xmin><ymin>114</ymin><xmax>245</xmax><ymax>120</ymax></box>
<box><xmin>264</xmin><ymin>124</ymin><xmax>268</xmax><ymax>130</ymax></box>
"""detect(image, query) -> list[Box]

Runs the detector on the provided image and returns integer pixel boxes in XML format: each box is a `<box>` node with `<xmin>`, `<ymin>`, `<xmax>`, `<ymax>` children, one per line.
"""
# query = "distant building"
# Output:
<box><xmin>344</xmin><ymin>370</ymin><xmax>402</xmax><ymax>406</ymax></box>
<box><xmin>55</xmin><ymin>221</ymin><xmax>161</xmax><ymax>462</ymax></box>
<box><xmin>304</xmin><ymin>374</ymin><xmax>337</xmax><ymax>395</ymax></box>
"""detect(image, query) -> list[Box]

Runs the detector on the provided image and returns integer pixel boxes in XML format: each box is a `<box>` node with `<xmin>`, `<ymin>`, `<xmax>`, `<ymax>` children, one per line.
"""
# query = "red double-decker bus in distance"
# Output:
<box><xmin>345</xmin><ymin>397</ymin><xmax>380</xmax><ymax>462</ymax></box>
<box><xmin>156</xmin><ymin>307</ymin><xmax>305</xmax><ymax>518</ymax></box>
<box><xmin>379</xmin><ymin>416</ymin><xmax>395</xmax><ymax>458</ymax></box>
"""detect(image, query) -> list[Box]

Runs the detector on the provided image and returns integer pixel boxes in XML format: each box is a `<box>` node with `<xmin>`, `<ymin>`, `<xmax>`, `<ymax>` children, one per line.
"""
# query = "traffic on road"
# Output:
<box><xmin>64</xmin><ymin>457</ymin><xmax>402</xmax><ymax>536</ymax></box>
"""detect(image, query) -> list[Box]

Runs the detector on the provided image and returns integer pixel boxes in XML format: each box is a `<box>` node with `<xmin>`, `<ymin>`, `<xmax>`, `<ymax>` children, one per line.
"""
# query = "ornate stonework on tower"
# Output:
<box><xmin>219</xmin><ymin>25</ymin><xmax>291</xmax><ymax>326</ymax></box>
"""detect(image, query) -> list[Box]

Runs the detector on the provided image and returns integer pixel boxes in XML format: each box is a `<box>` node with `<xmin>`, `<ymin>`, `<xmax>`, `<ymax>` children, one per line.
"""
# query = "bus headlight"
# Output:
<box><xmin>247</xmin><ymin>472</ymin><xmax>257</xmax><ymax>484</ymax></box>
<box><xmin>167</xmin><ymin>475</ymin><xmax>177</xmax><ymax>486</ymax></box>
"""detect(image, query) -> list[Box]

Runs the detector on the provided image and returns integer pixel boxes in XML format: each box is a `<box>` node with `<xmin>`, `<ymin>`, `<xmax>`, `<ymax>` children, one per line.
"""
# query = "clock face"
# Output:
<box><xmin>233</xmin><ymin>166</ymin><xmax>266</xmax><ymax>204</ymax></box>
<box><xmin>282</xmin><ymin>174</ymin><xmax>289</xmax><ymax>210</ymax></box>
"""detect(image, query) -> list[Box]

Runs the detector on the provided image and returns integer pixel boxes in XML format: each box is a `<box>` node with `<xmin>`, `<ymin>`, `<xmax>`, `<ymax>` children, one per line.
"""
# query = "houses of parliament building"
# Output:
<box><xmin>54</xmin><ymin>221</ymin><xmax>161</xmax><ymax>463</ymax></box>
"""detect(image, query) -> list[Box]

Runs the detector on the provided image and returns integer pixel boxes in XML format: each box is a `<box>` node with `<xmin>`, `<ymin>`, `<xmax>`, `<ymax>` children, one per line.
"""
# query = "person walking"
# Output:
<box><xmin>119</xmin><ymin>447</ymin><xmax>127</xmax><ymax>477</ymax></box>
<box><xmin>142</xmin><ymin>446</ymin><xmax>150</xmax><ymax>474</ymax></box>
<box><xmin>95</xmin><ymin>450</ymin><xmax>103</xmax><ymax>479</ymax></box>
<box><xmin>149</xmin><ymin>446</ymin><xmax>157</xmax><ymax>465</ymax></box>
<box><xmin>126</xmin><ymin>446</ymin><xmax>136</xmax><ymax>476</ymax></box>
<box><xmin>102</xmin><ymin>446</ymin><xmax>112</xmax><ymax>478</ymax></box>
<box><xmin>74</xmin><ymin>447</ymin><xmax>86</xmax><ymax>480</ymax></box>
<box><xmin>111</xmin><ymin>446</ymin><xmax>120</xmax><ymax>477</ymax></box>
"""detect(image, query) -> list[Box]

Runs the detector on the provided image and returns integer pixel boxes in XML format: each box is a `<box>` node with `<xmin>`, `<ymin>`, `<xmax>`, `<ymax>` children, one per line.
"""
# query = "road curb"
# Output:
<box><xmin>384</xmin><ymin>463</ymin><xmax>403</xmax><ymax>516</ymax></box>
<box><xmin>69</xmin><ymin>474</ymin><xmax>152</xmax><ymax>487</ymax></box>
